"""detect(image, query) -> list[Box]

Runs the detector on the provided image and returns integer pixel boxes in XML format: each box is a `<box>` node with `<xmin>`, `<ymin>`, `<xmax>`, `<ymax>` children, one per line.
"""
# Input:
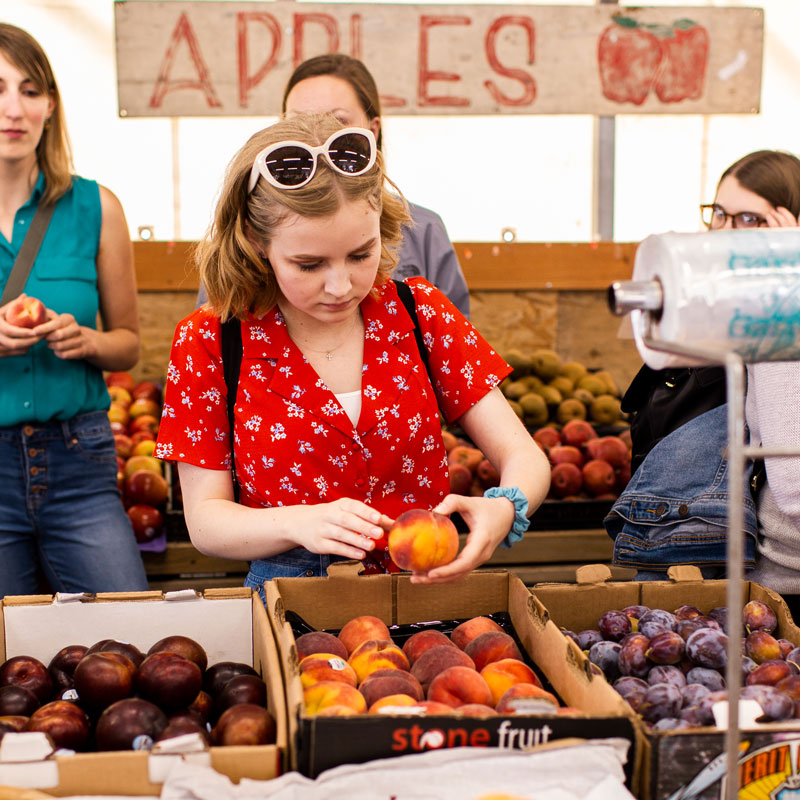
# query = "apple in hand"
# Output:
<box><xmin>5</xmin><ymin>295</ymin><xmax>47</xmax><ymax>328</ymax></box>
<box><xmin>94</xmin><ymin>697</ymin><xmax>168</xmax><ymax>751</ymax></box>
<box><xmin>0</xmin><ymin>655</ymin><xmax>53</xmax><ymax>703</ymax></box>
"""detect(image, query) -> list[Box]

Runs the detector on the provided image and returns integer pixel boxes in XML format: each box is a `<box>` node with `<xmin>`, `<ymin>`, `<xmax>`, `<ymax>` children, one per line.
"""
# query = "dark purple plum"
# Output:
<box><xmin>693</xmin><ymin>616</ymin><xmax>722</xmax><ymax>631</ymax></box>
<box><xmin>685</xmin><ymin>667</ymin><xmax>726</xmax><ymax>692</ymax></box>
<box><xmin>679</xmin><ymin>705</ymin><xmax>707</xmax><ymax>726</ymax></box>
<box><xmin>597</xmin><ymin>610</ymin><xmax>632</xmax><ymax>643</ymax></box>
<box><xmin>707</xmin><ymin>606</ymin><xmax>728</xmax><ymax>632</ymax></box>
<box><xmin>576</xmin><ymin>630</ymin><xmax>603</xmax><ymax>651</ymax></box>
<box><xmin>647</xmin><ymin>665</ymin><xmax>686</xmax><ymax>688</ymax></box>
<box><xmin>639</xmin><ymin>609</ymin><xmax>678</xmax><ymax>632</ymax></box>
<box><xmin>560</xmin><ymin>629</ymin><xmax>580</xmax><ymax>646</ymax></box>
<box><xmin>681</xmin><ymin>683</ymin><xmax>711</xmax><ymax>708</ymax></box>
<box><xmin>677</xmin><ymin>620</ymin><xmax>705</xmax><ymax>642</ymax></box>
<box><xmin>651</xmin><ymin>717</ymin><xmax>693</xmax><ymax>731</ymax></box>
<box><xmin>613</xmin><ymin>676</ymin><xmax>648</xmax><ymax>712</ymax></box>
<box><xmin>588</xmin><ymin>641</ymin><xmax>622</xmax><ymax>681</ymax></box>
<box><xmin>638</xmin><ymin>683</ymin><xmax>682</xmax><ymax>723</ymax></box>
<box><xmin>673</xmin><ymin>605</ymin><xmax>702</xmax><ymax>621</ymax></box>
<box><xmin>786</xmin><ymin>648</ymin><xmax>800</xmax><ymax>673</ymax></box>
<box><xmin>741</xmin><ymin>684</ymin><xmax>794</xmax><ymax>721</ymax></box>
<box><xmin>646</xmin><ymin>631</ymin><xmax>685</xmax><ymax>665</ymax></box>
<box><xmin>741</xmin><ymin>657</ymin><xmax>758</xmax><ymax>682</ymax></box>
<box><xmin>746</xmin><ymin>659</ymin><xmax>793</xmax><ymax>687</ymax></box>
<box><xmin>777</xmin><ymin>639</ymin><xmax>794</xmax><ymax>659</ymax></box>
<box><xmin>696</xmin><ymin>690</ymin><xmax>729</xmax><ymax>726</ymax></box>
<box><xmin>686</xmin><ymin>628</ymin><xmax>728</xmax><ymax>669</ymax></box>
<box><xmin>618</xmin><ymin>633</ymin><xmax>650</xmax><ymax>678</ymax></box>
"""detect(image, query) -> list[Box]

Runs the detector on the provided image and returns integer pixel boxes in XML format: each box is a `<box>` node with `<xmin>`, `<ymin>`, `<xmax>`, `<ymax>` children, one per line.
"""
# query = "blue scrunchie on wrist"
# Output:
<box><xmin>484</xmin><ymin>486</ymin><xmax>530</xmax><ymax>548</ymax></box>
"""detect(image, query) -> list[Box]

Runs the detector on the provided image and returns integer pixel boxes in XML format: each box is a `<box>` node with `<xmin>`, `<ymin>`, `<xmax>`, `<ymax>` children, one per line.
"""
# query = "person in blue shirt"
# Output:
<box><xmin>197</xmin><ymin>54</ymin><xmax>471</xmax><ymax>319</ymax></box>
<box><xmin>0</xmin><ymin>23</ymin><xmax>148</xmax><ymax>595</ymax></box>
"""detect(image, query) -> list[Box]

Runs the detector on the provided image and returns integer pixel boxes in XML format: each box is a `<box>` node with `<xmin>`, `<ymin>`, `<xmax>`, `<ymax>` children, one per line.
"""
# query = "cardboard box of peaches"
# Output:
<box><xmin>265</xmin><ymin>563</ymin><xmax>640</xmax><ymax>784</ymax></box>
<box><xmin>0</xmin><ymin>587</ymin><xmax>287</xmax><ymax>796</ymax></box>
<box><xmin>532</xmin><ymin>564</ymin><xmax>800</xmax><ymax>800</ymax></box>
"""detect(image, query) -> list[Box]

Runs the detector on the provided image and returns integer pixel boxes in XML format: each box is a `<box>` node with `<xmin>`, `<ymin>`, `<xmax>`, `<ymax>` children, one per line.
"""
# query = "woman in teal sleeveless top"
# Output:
<box><xmin>0</xmin><ymin>24</ymin><xmax>148</xmax><ymax>594</ymax></box>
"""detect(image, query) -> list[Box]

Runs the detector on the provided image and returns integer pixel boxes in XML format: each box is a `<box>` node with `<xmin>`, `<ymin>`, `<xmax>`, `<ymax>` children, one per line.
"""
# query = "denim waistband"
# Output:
<box><xmin>0</xmin><ymin>410</ymin><xmax>111</xmax><ymax>443</ymax></box>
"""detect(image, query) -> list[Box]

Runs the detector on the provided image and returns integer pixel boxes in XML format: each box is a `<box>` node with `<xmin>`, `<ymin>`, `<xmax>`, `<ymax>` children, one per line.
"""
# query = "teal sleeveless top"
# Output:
<box><xmin>0</xmin><ymin>174</ymin><xmax>110</xmax><ymax>425</ymax></box>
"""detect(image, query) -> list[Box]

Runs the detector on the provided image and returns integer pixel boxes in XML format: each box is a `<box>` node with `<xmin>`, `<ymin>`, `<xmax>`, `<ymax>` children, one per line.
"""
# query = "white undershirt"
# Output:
<box><xmin>335</xmin><ymin>390</ymin><xmax>362</xmax><ymax>427</ymax></box>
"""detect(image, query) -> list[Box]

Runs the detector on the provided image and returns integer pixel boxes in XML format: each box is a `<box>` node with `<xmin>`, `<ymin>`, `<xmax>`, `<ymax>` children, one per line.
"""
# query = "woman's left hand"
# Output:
<box><xmin>407</xmin><ymin>493</ymin><xmax>516</xmax><ymax>585</ymax></box>
<box><xmin>38</xmin><ymin>310</ymin><xmax>98</xmax><ymax>360</ymax></box>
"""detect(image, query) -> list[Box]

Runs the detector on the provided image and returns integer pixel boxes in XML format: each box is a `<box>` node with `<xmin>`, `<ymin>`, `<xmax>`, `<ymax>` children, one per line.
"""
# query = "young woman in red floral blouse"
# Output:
<box><xmin>156</xmin><ymin>114</ymin><xmax>550</xmax><ymax>592</ymax></box>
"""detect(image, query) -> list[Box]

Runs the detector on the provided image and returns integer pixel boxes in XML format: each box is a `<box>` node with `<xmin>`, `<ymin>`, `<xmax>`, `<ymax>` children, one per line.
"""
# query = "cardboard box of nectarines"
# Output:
<box><xmin>0</xmin><ymin>587</ymin><xmax>287</xmax><ymax>796</ymax></box>
<box><xmin>265</xmin><ymin>562</ymin><xmax>640</xmax><ymax>783</ymax></box>
<box><xmin>531</xmin><ymin>564</ymin><xmax>800</xmax><ymax>800</ymax></box>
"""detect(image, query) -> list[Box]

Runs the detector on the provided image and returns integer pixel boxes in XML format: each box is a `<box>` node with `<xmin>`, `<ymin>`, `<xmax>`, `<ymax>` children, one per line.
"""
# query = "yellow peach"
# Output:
<box><xmin>388</xmin><ymin>509</ymin><xmax>459</xmax><ymax>572</ymax></box>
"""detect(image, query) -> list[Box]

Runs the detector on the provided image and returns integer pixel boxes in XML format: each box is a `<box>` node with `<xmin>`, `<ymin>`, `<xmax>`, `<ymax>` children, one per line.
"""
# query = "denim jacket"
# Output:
<box><xmin>604</xmin><ymin>404</ymin><xmax>757</xmax><ymax>570</ymax></box>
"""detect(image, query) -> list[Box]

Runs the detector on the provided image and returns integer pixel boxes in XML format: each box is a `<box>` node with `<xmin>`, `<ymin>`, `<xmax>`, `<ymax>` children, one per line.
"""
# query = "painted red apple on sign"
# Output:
<box><xmin>598</xmin><ymin>16</ymin><xmax>709</xmax><ymax>105</ymax></box>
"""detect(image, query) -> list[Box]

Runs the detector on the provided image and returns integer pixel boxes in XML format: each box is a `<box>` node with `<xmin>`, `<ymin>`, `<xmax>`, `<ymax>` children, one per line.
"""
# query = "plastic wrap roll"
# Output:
<box><xmin>630</xmin><ymin>229</ymin><xmax>800</xmax><ymax>369</ymax></box>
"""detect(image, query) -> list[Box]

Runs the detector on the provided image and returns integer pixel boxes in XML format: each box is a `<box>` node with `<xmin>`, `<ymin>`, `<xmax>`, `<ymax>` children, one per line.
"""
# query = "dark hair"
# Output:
<box><xmin>282</xmin><ymin>54</ymin><xmax>383</xmax><ymax>149</ymax></box>
<box><xmin>720</xmin><ymin>150</ymin><xmax>800</xmax><ymax>218</ymax></box>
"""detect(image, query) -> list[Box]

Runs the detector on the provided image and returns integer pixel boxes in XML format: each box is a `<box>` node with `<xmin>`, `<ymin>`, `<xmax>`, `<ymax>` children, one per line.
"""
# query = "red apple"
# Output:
<box><xmin>211</xmin><ymin>703</ymin><xmax>276</xmax><ymax>746</ymax></box>
<box><xmin>73</xmin><ymin>652</ymin><xmax>136</xmax><ymax>713</ymax></box>
<box><xmin>582</xmin><ymin>459</ymin><xmax>618</xmax><ymax>496</ymax></box>
<box><xmin>107</xmin><ymin>385</ymin><xmax>132</xmax><ymax>409</ymax></box>
<box><xmin>125</xmin><ymin>470</ymin><xmax>168</xmax><ymax>507</ymax></box>
<box><xmin>476</xmin><ymin>459</ymin><xmax>500</xmax><ymax>489</ymax></box>
<box><xmin>130</xmin><ymin>430</ymin><xmax>156</xmax><ymax>447</ymax></box>
<box><xmin>548</xmin><ymin>445</ymin><xmax>584</xmax><ymax>468</ymax></box>
<box><xmin>107</xmin><ymin>403</ymin><xmax>130</xmax><ymax>428</ymax></box>
<box><xmin>109</xmin><ymin>421</ymin><xmax>127</xmax><ymax>436</ymax></box>
<box><xmin>128</xmin><ymin>414</ymin><xmax>160</xmax><ymax>436</ymax></box>
<box><xmin>26</xmin><ymin>700</ymin><xmax>90</xmax><ymax>750</ymax></box>
<box><xmin>532</xmin><ymin>427</ymin><xmax>563</xmax><ymax>453</ymax></box>
<box><xmin>585</xmin><ymin>436</ymin><xmax>630</xmax><ymax>469</ymax></box>
<box><xmin>123</xmin><ymin>454</ymin><xmax>162</xmax><ymax>479</ymax></box>
<box><xmin>129</xmin><ymin>398</ymin><xmax>160</xmax><ymax>420</ymax></box>
<box><xmin>136</xmin><ymin>653</ymin><xmax>203</xmax><ymax>712</ymax></box>
<box><xmin>147</xmin><ymin>636</ymin><xmax>208</xmax><ymax>673</ymax></box>
<box><xmin>550</xmin><ymin>462</ymin><xmax>583</xmax><ymax>498</ymax></box>
<box><xmin>203</xmin><ymin>662</ymin><xmax>259</xmax><ymax>698</ymax></box>
<box><xmin>131</xmin><ymin>439</ymin><xmax>157</xmax><ymax>458</ymax></box>
<box><xmin>448</xmin><ymin>462</ymin><xmax>472</xmax><ymax>495</ymax></box>
<box><xmin>131</xmin><ymin>381</ymin><xmax>163</xmax><ymax>406</ymax></box>
<box><xmin>127</xmin><ymin>504</ymin><xmax>164</xmax><ymax>543</ymax></box>
<box><xmin>5</xmin><ymin>295</ymin><xmax>47</xmax><ymax>328</ymax></box>
<box><xmin>0</xmin><ymin>656</ymin><xmax>53</xmax><ymax>703</ymax></box>
<box><xmin>0</xmin><ymin>684</ymin><xmax>40</xmax><ymax>717</ymax></box>
<box><xmin>561</xmin><ymin>419</ymin><xmax>598</xmax><ymax>449</ymax></box>
<box><xmin>94</xmin><ymin>697</ymin><xmax>168</xmax><ymax>751</ymax></box>
<box><xmin>105</xmin><ymin>371</ymin><xmax>135</xmax><ymax>392</ymax></box>
<box><xmin>113</xmin><ymin>434</ymin><xmax>133</xmax><ymax>459</ymax></box>
<box><xmin>48</xmin><ymin>645</ymin><xmax>89</xmax><ymax>696</ymax></box>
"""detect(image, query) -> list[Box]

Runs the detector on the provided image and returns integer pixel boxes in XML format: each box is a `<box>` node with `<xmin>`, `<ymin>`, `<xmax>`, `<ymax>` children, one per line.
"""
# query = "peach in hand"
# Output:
<box><xmin>387</xmin><ymin>509</ymin><xmax>459</xmax><ymax>573</ymax></box>
<box><xmin>299</xmin><ymin>653</ymin><xmax>357</xmax><ymax>689</ymax></box>
<box><xmin>480</xmin><ymin>658</ymin><xmax>542</xmax><ymax>707</ymax></box>
<box><xmin>338</xmin><ymin>616</ymin><xmax>392</xmax><ymax>656</ymax></box>
<box><xmin>5</xmin><ymin>295</ymin><xmax>47</xmax><ymax>328</ymax></box>
<box><xmin>348</xmin><ymin>640</ymin><xmax>409</xmax><ymax>684</ymax></box>
<box><xmin>303</xmin><ymin>681</ymin><xmax>367</xmax><ymax>716</ymax></box>
<box><xmin>427</xmin><ymin>665</ymin><xmax>493</xmax><ymax>709</ymax></box>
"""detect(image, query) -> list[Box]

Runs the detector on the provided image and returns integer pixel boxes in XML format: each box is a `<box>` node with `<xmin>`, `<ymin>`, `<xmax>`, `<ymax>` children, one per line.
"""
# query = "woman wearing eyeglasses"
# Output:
<box><xmin>155</xmin><ymin>114</ymin><xmax>550</xmax><ymax>595</ymax></box>
<box><xmin>608</xmin><ymin>149</ymin><xmax>800</xmax><ymax>586</ymax></box>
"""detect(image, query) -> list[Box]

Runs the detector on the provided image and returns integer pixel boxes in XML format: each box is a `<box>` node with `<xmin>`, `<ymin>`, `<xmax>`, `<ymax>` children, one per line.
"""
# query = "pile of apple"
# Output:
<box><xmin>0</xmin><ymin>635</ymin><xmax>275</xmax><ymax>751</ymax></box>
<box><xmin>534</xmin><ymin>419</ymin><xmax>632</xmax><ymax>500</ymax></box>
<box><xmin>297</xmin><ymin>615</ymin><xmax>560</xmax><ymax>717</ymax></box>
<box><xmin>105</xmin><ymin>371</ymin><xmax>168</xmax><ymax>544</ymax></box>
<box><xmin>567</xmin><ymin>599</ymin><xmax>800</xmax><ymax>730</ymax></box>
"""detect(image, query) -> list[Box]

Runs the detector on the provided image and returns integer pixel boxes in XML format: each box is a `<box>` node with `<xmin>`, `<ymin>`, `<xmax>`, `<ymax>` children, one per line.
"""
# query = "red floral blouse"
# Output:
<box><xmin>155</xmin><ymin>278</ymin><xmax>510</xmax><ymax>570</ymax></box>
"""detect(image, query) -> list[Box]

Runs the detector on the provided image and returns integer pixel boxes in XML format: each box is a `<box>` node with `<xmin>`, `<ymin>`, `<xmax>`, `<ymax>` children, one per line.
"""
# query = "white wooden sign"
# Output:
<box><xmin>114</xmin><ymin>2</ymin><xmax>763</xmax><ymax>117</ymax></box>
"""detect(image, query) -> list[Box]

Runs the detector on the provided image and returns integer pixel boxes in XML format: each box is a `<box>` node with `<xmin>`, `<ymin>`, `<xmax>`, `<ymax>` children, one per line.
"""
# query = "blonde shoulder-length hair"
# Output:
<box><xmin>197</xmin><ymin>114</ymin><xmax>410</xmax><ymax>321</ymax></box>
<box><xmin>0</xmin><ymin>24</ymin><xmax>73</xmax><ymax>205</ymax></box>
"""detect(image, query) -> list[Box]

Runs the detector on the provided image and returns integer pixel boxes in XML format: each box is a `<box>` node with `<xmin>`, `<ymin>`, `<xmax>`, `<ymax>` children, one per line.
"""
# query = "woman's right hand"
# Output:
<box><xmin>0</xmin><ymin>295</ymin><xmax>50</xmax><ymax>358</ymax></box>
<box><xmin>297</xmin><ymin>498</ymin><xmax>392</xmax><ymax>561</ymax></box>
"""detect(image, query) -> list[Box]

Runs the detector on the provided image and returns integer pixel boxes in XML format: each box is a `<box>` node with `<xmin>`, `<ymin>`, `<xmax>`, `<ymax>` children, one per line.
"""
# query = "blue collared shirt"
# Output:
<box><xmin>0</xmin><ymin>173</ymin><xmax>109</xmax><ymax>425</ymax></box>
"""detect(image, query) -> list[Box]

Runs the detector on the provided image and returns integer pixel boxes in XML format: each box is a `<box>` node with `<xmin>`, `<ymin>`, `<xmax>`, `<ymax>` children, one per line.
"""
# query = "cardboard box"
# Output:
<box><xmin>0</xmin><ymin>587</ymin><xmax>287</xmax><ymax>796</ymax></box>
<box><xmin>532</xmin><ymin>564</ymin><xmax>800</xmax><ymax>800</ymax></box>
<box><xmin>265</xmin><ymin>563</ymin><xmax>640</xmax><ymax>784</ymax></box>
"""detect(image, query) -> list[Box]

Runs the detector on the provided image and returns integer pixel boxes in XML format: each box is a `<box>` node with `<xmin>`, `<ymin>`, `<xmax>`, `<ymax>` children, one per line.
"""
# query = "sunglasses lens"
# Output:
<box><xmin>265</xmin><ymin>145</ymin><xmax>315</xmax><ymax>186</ymax></box>
<box><xmin>327</xmin><ymin>133</ymin><xmax>373</xmax><ymax>174</ymax></box>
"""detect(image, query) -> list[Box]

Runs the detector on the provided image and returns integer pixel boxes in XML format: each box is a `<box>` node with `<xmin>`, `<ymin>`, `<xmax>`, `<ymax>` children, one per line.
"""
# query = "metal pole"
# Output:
<box><xmin>594</xmin><ymin>0</ymin><xmax>617</xmax><ymax>242</ymax></box>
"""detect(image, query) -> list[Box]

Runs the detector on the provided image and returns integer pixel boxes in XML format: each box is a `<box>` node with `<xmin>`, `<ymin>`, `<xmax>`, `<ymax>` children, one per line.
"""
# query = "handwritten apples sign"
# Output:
<box><xmin>113</xmin><ymin>2</ymin><xmax>763</xmax><ymax>117</ymax></box>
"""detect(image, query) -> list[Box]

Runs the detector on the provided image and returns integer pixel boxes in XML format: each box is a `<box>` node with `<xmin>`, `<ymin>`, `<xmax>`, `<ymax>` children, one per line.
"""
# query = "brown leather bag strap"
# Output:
<box><xmin>1</xmin><ymin>202</ymin><xmax>56</xmax><ymax>306</ymax></box>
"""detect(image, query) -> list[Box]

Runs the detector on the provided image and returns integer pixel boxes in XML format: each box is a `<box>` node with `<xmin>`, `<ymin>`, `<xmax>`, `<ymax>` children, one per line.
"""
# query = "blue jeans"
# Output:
<box><xmin>0</xmin><ymin>411</ymin><xmax>149</xmax><ymax>595</ymax></box>
<box><xmin>244</xmin><ymin>549</ymin><xmax>347</xmax><ymax>606</ymax></box>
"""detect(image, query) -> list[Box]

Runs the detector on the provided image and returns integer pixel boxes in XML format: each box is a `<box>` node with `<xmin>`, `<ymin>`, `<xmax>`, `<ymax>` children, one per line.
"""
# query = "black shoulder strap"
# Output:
<box><xmin>220</xmin><ymin>316</ymin><xmax>243</xmax><ymax>502</ymax></box>
<box><xmin>393</xmin><ymin>279</ymin><xmax>431</xmax><ymax>380</ymax></box>
<box><xmin>1</xmin><ymin>203</ymin><xmax>55</xmax><ymax>305</ymax></box>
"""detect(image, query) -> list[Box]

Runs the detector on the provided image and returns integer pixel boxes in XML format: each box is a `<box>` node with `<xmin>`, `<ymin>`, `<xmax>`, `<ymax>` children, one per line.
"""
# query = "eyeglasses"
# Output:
<box><xmin>700</xmin><ymin>203</ymin><xmax>767</xmax><ymax>230</ymax></box>
<box><xmin>248</xmin><ymin>128</ymin><xmax>376</xmax><ymax>192</ymax></box>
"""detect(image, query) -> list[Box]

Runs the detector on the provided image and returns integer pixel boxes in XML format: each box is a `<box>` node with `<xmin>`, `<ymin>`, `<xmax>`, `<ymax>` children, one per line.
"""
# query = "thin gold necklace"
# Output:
<box><xmin>295</xmin><ymin>314</ymin><xmax>361</xmax><ymax>361</ymax></box>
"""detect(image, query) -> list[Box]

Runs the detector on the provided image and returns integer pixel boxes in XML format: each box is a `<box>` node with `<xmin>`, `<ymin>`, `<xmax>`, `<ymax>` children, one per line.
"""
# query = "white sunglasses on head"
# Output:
<box><xmin>248</xmin><ymin>128</ymin><xmax>377</xmax><ymax>192</ymax></box>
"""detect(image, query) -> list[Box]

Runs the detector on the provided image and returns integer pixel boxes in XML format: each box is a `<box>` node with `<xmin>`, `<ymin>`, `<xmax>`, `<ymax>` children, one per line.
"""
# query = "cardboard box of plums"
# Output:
<box><xmin>0</xmin><ymin>588</ymin><xmax>287</xmax><ymax>796</ymax></box>
<box><xmin>265</xmin><ymin>563</ymin><xmax>640</xmax><ymax>784</ymax></box>
<box><xmin>532</xmin><ymin>565</ymin><xmax>800</xmax><ymax>800</ymax></box>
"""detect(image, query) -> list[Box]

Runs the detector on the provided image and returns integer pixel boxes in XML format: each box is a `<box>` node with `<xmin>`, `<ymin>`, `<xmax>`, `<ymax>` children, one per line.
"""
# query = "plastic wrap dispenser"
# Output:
<box><xmin>608</xmin><ymin>229</ymin><xmax>800</xmax><ymax>800</ymax></box>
